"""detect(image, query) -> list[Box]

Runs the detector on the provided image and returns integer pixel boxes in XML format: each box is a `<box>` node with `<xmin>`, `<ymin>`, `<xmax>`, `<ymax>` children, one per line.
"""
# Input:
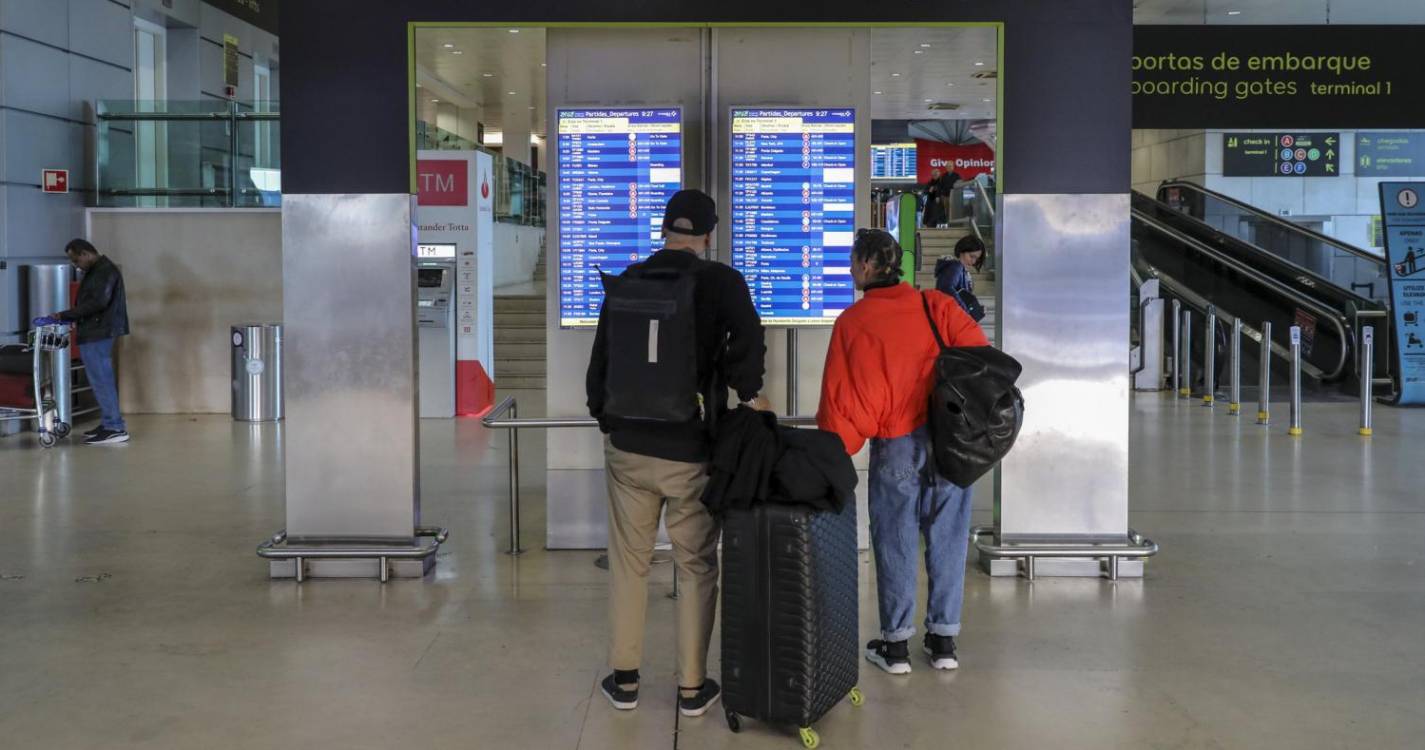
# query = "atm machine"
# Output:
<box><xmin>416</xmin><ymin>243</ymin><xmax>456</xmax><ymax>418</ymax></box>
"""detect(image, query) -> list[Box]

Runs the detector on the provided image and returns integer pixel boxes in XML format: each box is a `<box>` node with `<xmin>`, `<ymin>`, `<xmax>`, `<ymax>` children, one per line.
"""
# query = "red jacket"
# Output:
<box><xmin>816</xmin><ymin>284</ymin><xmax>989</xmax><ymax>454</ymax></box>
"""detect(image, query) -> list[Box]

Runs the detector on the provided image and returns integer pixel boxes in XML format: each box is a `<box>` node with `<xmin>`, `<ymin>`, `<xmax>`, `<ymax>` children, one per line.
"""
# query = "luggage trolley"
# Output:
<box><xmin>0</xmin><ymin>324</ymin><xmax>73</xmax><ymax>447</ymax></box>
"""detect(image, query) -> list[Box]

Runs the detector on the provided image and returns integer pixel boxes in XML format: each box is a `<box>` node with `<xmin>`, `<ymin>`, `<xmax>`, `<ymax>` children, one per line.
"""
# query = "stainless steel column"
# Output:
<box><xmin>1289</xmin><ymin>325</ymin><xmax>1303</xmax><ymax>437</ymax></box>
<box><xmin>786</xmin><ymin>328</ymin><xmax>798</xmax><ymax>415</ymax></box>
<box><xmin>277</xmin><ymin>194</ymin><xmax>424</xmax><ymax>576</ymax></box>
<box><xmin>1359</xmin><ymin>327</ymin><xmax>1374</xmax><ymax>437</ymax></box>
<box><xmin>1180</xmin><ymin>310</ymin><xmax>1192</xmax><ymax>398</ymax></box>
<box><xmin>1170</xmin><ymin>299</ymin><xmax>1181</xmax><ymax>396</ymax></box>
<box><xmin>1229</xmin><ymin>318</ymin><xmax>1242</xmax><ymax>415</ymax></box>
<box><xmin>1258</xmin><ymin>321</ymin><xmax>1272</xmax><ymax>424</ymax></box>
<box><xmin>992</xmin><ymin>193</ymin><xmax>1138</xmax><ymax>576</ymax></box>
<box><xmin>1203</xmin><ymin>306</ymin><xmax>1216</xmax><ymax>406</ymax></box>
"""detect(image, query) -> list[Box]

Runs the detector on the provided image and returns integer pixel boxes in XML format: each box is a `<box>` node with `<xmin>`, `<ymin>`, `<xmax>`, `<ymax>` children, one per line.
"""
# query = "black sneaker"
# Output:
<box><xmin>84</xmin><ymin>429</ymin><xmax>129</xmax><ymax>446</ymax></box>
<box><xmin>600</xmin><ymin>673</ymin><xmax>639</xmax><ymax>710</ymax></box>
<box><xmin>924</xmin><ymin>634</ymin><xmax>959</xmax><ymax>670</ymax></box>
<box><xmin>865</xmin><ymin>639</ymin><xmax>912</xmax><ymax>675</ymax></box>
<box><xmin>677</xmin><ymin>678</ymin><xmax>721</xmax><ymax>717</ymax></box>
<box><xmin>82</xmin><ymin>425</ymin><xmax>103</xmax><ymax>438</ymax></box>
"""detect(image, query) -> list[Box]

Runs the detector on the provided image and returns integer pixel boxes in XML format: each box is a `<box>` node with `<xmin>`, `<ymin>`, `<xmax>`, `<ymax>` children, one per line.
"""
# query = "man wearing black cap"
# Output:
<box><xmin>587</xmin><ymin>188</ymin><xmax>767</xmax><ymax>718</ymax></box>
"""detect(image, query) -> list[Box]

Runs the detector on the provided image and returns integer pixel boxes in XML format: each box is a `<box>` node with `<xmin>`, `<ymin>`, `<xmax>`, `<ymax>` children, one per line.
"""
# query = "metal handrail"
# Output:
<box><xmin>96</xmin><ymin>110</ymin><xmax>279</xmax><ymax>121</ymax></box>
<box><xmin>956</xmin><ymin>178</ymin><xmax>996</xmax><ymax>222</ymax></box>
<box><xmin>1133</xmin><ymin>207</ymin><xmax>1353</xmax><ymax>381</ymax></box>
<box><xmin>256</xmin><ymin>527</ymin><xmax>449</xmax><ymax>583</ymax></box>
<box><xmin>1159</xmin><ymin>180</ymin><xmax>1383</xmax><ymax>269</ymax></box>
<box><xmin>481</xmin><ymin>396</ymin><xmax>817</xmax><ymax>554</ymax></box>
<box><xmin>970</xmin><ymin>525</ymin><xmax>1159</xmax><ymax>581</ymax></box>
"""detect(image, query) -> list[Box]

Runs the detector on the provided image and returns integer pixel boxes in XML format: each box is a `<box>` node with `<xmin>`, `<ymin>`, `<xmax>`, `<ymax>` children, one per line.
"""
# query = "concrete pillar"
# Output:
<box><xmin>501</xmin><ymin>93</ymin><xmax>532</xmax><ymax>166</ymax></box>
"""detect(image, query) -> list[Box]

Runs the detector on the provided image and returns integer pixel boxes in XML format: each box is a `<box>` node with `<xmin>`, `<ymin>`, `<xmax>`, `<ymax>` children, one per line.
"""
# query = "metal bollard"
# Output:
<box><xmin>1229</xmin><ymin>318</ymin><xmax>1242</xmax><ymax>415</ymax></box>
<box><xmin>1360</xmin><ymin>327</ymin><xmax>1375</xmax><ymax>437</ymax></box>
<box><xmin>1180</xmin><ymin>310</ymin><xmax>1192</xmax><ymax>398</ymax></box>
<box><xmin>1288</xmin><ymin>326</ymin><xmax>1303</xmax><ymax>437</ymax></box>
<box><xmin>508</xmin><ymin>402</ymin><xmax>524</xmax><ymax>556</ymax></box>
<box><xmin>1170</xmin><ymin>299</ymin><xmax>1182</xmax><ymax>396</ymax></box>
<box><xmin>1258</xmin><ymin>321</ymin><xmax>1272</xmax><ymax>425</ymax></box>
<box><xmin>1203</xmin><ymin>306</ymin><xmax>1217</xmax><ymax>406</ymax></box>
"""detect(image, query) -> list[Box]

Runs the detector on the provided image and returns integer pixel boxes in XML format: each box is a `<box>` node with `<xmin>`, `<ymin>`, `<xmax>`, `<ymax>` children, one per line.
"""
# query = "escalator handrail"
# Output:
<box><xmin>1157</xmin><ymin>180</ymin><xmax>1384</xmax><ymax>269</ymax></box>
<box><xmin>1133</xmin><ymin>207</ymin><xmax>1353</xmax><ymax>380</ymax></box>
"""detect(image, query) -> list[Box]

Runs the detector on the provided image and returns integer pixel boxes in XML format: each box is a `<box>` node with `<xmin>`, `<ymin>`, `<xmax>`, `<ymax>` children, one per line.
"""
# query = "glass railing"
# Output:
<box><xmin>415</xmin><ymin>119</ymin><xmax>546</xmax><ymax>227</ymax></box>
<box><xmin>96</xmin><ymin>100</ymin><xmax>280</xmax><ymax>208</ymax></box>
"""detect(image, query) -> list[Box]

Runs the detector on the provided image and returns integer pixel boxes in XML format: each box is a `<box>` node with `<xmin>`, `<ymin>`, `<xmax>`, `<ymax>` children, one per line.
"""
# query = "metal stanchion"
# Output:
<box><xmin>787</xmin><ymin>328</ymin><xmax>799</xmax><ymax>415</ymax></box>
<box><xmin>1203</xmin><ymin>306</ymin><xmax>1217</xmax><ymax>406</ymax></box>
<box><xmin>1229</xmin><ymin>318</ymin><xmax>1242</xmax><ymax>415</ymax></box>
<box><xmin>1258</xmin><ymin>321</ymin><xmax>1273</xmax><ymax>425</ymax></box>
<box><xmin>1170</xmin><ymin>299</ymin><xmax>1182</xmax><ymax>397</ymax></box>
<box><xmin>508</xmin><ymin>401</ymin><xmax>524</xmax><ymax>555</ymax></box>
<box><xmin>1360</xmin><ymin>326</ymin><xmax>1375</xmax><ymax>437</ymax></box>
<box><xmin>1289</xmin><ymin>325</ymin><xmax>1303</xmax><ymax>437</ymax></box>
<box><xmin>1180</xmin><ymin>310</ymin><xmax>1192</xmax><ymax>398</ymax></box>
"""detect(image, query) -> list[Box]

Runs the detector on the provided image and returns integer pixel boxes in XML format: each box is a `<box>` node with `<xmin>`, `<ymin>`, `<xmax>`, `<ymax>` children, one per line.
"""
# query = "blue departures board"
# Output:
<box><xmin>557</xmin><ymin>108</ymin><xmax>683</xmax><ymax>328</ymax></box>
<box><xmin>871</xmin><ymin>142</ymin><xmax>917</xmax><ymax>180</ymax></box>
<box><xmin>731</xmin><ymin>108</ymin><xmax>857</xmax><ymax>326</ymax></box>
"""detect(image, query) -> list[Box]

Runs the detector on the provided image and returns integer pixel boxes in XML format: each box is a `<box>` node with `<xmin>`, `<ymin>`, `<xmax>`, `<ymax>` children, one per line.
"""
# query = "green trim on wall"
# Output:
<box><xmin>406</xmin><ymin>21</ymin><xmax>1007</xmax><ymax>193</ymax></box>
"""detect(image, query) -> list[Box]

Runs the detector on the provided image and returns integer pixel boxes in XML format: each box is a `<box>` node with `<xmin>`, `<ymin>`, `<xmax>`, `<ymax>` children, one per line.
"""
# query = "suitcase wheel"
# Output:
<box><xmin>724</xmin><ymin>709</ymin><xmax>741</xmax><ymax>733</ymax></box>
<box><xmin>799</xmin><ymin>727</ymin><xmax>820</xmax><ymax>749</ymax></box>
<box><xmin>849</xmin><ymin>686</ymin><xmax>864</xmax><ymax>707</ymax></box>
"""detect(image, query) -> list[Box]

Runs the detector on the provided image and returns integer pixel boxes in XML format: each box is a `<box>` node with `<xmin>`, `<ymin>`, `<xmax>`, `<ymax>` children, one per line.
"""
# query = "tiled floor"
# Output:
<box><xmin>0</xmin><ymin>392</ymin><xmax>1421</xmax><ymax>749</ymax></box>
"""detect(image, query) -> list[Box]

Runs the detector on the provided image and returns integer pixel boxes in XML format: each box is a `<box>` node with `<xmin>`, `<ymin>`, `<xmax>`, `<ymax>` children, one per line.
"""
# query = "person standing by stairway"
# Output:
<box><xmin>31</xmin><ymin>239</ymin><xmax>130</xmax><ymax>444</ymax></box>
<box><xmin>933</xmin><ymin>234</ymin><xmax>986</xmax><ymax>321</ymax></box>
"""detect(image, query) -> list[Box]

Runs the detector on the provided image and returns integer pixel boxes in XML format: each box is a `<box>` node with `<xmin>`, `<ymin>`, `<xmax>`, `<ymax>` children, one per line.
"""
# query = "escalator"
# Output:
<box><xmin>1131</xmin><ymin>182</ymin><xmax>1392</xmax><ymax>396</ymax></box>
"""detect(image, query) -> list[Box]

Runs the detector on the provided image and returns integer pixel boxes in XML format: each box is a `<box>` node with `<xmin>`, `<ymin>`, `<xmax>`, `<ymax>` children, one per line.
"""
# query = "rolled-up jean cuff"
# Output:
<box><xmin>926</xmin><ymin>622</ymin><xmax>960</xmax><ymax>637</ymax></box>
<box><xmin>882</xmin><ymin>626</ymin><xmax>916</xmax><ymax>642</ymax></box>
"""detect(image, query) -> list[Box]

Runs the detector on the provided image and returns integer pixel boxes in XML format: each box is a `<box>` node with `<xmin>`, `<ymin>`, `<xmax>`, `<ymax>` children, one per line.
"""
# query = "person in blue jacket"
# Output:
<box><xmin>933</xmin><ymin>235</ymin><xmax>985</xmax><ymax>316</ymax></box>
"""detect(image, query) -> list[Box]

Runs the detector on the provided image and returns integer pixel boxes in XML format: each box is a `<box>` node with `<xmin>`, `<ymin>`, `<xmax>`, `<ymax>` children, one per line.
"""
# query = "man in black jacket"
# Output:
<box><xmin>33</xmin><ymin>239</ymin><xmax>129</xmax><ymax>445</ymax></box>
<box><xmin>586</xmin><ymin>189</ymin><xmax>767</xmax><ymax>718</ymax></box>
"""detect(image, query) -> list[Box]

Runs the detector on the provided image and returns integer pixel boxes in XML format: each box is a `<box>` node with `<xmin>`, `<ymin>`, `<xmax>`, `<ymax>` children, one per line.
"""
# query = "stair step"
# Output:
<box><xmin>496</xmin><ymin>342</ymin><xmax>547</xmax><ymax>359</ymax></box>
<box><xmin>495</xmin><ymin>327</ymin><xmax>546</xmax><ymax>344</ymax></box>
<box><xmin>496</xmin><ymin>312</ymin><xmax>546</xmax><ymax>328</ymax></box>
<box><xmin>500</xmin><ymin>358</ymin><xmax>547</xmax><ymax>377</ymax></box>
<box><xmin>498</xmin><ymin>376</ymin><xmax>547</xmax><ymax>390</ymax></box>
<box><xmin>494</xmin><ymin>295</ymin><xmax>545</xmax><ymax>313</ymax></box>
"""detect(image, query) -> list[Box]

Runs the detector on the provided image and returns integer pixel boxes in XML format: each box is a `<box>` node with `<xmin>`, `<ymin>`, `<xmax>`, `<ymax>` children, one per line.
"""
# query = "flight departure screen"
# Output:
<box><xmin>557</xmin><ymin>107</ymin><xmax>683</xmax><ymax>328</ymax></box>
<box><xmin>730</xmin><ymin>108</ymin><xmax>857</xmax><ymax>326</ymax></box>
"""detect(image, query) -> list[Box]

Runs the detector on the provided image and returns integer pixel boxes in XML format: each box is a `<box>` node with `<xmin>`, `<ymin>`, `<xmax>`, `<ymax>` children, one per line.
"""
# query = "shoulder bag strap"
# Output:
<box><xmin>920</xmin><ymin>290</ymin><xmax>949</xmax><ymax>352</ymax></box>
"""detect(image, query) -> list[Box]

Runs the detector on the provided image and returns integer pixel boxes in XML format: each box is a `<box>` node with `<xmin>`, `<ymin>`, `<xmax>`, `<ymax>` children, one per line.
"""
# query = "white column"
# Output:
<box><xmin>501</xmin><ymin>93</ymin><xmax>532</xmax><ymax>166</ymax></box>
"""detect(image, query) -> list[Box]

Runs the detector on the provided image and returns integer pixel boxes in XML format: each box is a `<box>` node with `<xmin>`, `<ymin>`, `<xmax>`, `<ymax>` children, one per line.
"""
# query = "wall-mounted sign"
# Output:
<box><xmin>223</xmin><ymin>34</ymin><xmax>240</xmax><ymax>91</ymax></box>
<box><xmin>1356</xmin><ymin>132</ymin><xmax>1425</xmax><ymax>177</ymax></box>
<box><xmin>914</xmin><ymin>139</ymin><xmax>995</xmax><ymax>183</ymax></box>
<box><xmin>41</xmin><ymin>169</ymin><xmax>68</xmax><ymax>193</ymax></box>
<box><xmin>1378</xmin><ymin>182</ymin><xmax>1425</xmax><ymax>405</ymax></box>
<box><xmin>1133</xmin><ymin>26</ymin><xmax>1425</xmax><ymax>128</ymax></box>
<box><xmin>1223</xmin><ymin>133</ymin><xmax>1339</xmax><ymax>177</ymax></box>
<box><xmin>871</xmin><ymin>143</ymin><xmax>916</xmax><ymax>180</ymax></box>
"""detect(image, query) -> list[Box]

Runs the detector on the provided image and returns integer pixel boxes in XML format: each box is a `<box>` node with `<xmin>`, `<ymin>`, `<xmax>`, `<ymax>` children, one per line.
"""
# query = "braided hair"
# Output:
<box><xmin>853</xmin><ymin>228</ymin><xmax>904</xmax><ymax>287</ymax></box>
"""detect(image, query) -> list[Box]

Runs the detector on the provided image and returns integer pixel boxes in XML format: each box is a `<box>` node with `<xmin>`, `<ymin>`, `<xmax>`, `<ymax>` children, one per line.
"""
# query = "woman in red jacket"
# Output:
<box><xmin>817</xmin><ymin>229</ymin><xmax>988</xmax><ymax>675</ymax></box>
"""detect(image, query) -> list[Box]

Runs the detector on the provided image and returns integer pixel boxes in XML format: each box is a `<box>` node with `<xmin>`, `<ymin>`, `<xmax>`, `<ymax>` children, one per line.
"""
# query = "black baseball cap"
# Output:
<box><xmin>662</xmin><ymin>189</ymin><xmax>718</xmax><ymax>236</ymax></box>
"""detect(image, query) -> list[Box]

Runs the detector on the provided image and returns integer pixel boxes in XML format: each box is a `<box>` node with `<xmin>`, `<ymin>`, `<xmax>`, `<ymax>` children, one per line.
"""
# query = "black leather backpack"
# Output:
<box><xmin>919</xmin><ymin>292</ymin><xmax>1025</xmax><ymax>487</ymax></box>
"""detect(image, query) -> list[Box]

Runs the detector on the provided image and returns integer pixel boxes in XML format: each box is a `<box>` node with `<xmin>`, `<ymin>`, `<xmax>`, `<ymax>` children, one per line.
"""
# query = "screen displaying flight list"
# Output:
<box><xmin>731</xmin><ymin>108</ymin><xmax>857</xmax><ymax>326</ymax></box>
<box><xmin>557</xmin><ymin>108</ymin><xmax>683</xmax><ymax>328</ymax></box>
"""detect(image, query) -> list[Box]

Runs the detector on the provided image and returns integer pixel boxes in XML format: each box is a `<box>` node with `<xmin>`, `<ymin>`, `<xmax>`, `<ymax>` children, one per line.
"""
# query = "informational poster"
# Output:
<box><xmin>1223</xmin><ymin>133</ymin><xmax>1339</xmax><ymax>176</ymax></box>
<box><xmin>1378</xmin><ymin>182</ymin><xmax>1425</xmax><ymax>405</ymax></box>
<box><xmin>1357</xmin><ymin>132</ymin><xmax>1425</xmax><ymax>177</ymax></box>
<box><xmin>914</xmin><ymin>139</ymin><xmax>996</xmax><ymax>182</ymax></box>
<box><xmin>557</xmin><ymin>108</ymin><xmax>682</xmax><ymax>328</ymax></box>
<box><xmin>731</xmin><ymin>108</ymin><xmax>857</xmax><ymax>326</ymax></box>
<box><xmin>871</xmin><ymin>143</ymin><xmax>916</xmax><ymax>180</ymax></box>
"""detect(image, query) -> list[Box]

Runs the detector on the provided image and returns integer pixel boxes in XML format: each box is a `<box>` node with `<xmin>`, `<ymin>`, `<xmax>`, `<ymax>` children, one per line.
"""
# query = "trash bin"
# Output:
<box><xmin>232</xmin><ymin>323</ymin><xmax>282</xmax><ymax>421</ymax></box>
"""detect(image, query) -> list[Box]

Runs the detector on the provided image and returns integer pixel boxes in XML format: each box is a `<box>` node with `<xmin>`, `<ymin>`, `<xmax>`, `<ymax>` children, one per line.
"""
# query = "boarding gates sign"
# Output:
<box><xmin>1378</xmin><ymin>183</ymin><xmax>1425</xmax><ymax>406</ymax></box>
<box><xmin>1133</xmin><ymin>26</ymin><xmax>1425</xmax><ymax>128</ymax></box>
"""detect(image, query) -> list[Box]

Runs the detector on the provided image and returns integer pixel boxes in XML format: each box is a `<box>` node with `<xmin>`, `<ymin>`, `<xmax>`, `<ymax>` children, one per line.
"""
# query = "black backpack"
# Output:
<box><xmin>953</xmin><ymin>287</ymin><xmax>986</xmax><ymax>322</ymax></box>
<box><xmin>599</xmin><ymin>263</ymin><xmax>704</xmax><ymax>424</ymax></box>
<box><xmin>919</xmin><ymin>292</ymin><xmax>1025</xmax><ymax>487</ymax></box>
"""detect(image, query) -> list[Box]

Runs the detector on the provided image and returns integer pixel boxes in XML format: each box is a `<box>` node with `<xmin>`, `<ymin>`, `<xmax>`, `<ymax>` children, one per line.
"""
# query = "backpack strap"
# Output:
<box><xmin>920</xmin><ymin>291</ymin><xmax>949</xmax><ymax>352</ymax></box>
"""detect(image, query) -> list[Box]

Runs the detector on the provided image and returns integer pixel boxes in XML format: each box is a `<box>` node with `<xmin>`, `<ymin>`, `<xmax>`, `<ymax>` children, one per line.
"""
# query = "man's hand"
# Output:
<box><xmin>744</xmin><ymin>394</ymin><xmax>773</xmax><ymax>413</ymax></box>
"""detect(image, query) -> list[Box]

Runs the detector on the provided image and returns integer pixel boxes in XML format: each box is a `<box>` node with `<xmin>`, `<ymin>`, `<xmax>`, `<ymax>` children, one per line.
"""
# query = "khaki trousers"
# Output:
<box><xmin>604</xmin><ymin>441</ymin><xmax>720</xmax><ymax>687</ymax></box>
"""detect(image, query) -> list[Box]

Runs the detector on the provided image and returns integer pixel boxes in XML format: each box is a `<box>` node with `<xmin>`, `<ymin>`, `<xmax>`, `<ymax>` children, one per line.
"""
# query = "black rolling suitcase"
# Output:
<box><xmin>720</xmin><ymin>501</ymin><xmax>861</xmax><ymax>749</ymax></box>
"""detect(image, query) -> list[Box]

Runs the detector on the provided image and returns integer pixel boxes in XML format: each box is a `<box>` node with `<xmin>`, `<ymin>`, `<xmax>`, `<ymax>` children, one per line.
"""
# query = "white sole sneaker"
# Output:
<box><xmin>678</xmin><ymin>691</ymin><xmax>719</xmax><ymax>717</ymax></box>
<box><xmin>865</xmin><ymin>649</ymin><xmax>912</xmax><ymax>675</ymax></box>
<box><xmin>600</xmin><ymin>684</ymin><xmax>638</xmax><ymax>711</ymax></box>
<box><xmin>85</xmin><ymin>432</ymin><xmax>130</xmax><ymax>445</ymax></box>
<box><xmin>923</xmin><ymin>646</ymin><xmax>959</xmax><ymax>670</ymax></box>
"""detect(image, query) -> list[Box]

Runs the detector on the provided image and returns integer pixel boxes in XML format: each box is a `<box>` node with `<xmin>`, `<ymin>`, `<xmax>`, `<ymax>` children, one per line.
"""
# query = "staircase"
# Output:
<box><xmin>494</xmin><ymin>247</ymin><xmax>548</xmax><ymax>390</ymax></box>
<box><xmin>917</xmin><ymin>227</ymin><xmax>998</xmax><ymax>345</ymax></box>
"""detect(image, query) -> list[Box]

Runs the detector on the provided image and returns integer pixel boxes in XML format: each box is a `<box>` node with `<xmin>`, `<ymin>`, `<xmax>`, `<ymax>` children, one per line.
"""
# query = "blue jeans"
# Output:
<box><xmin>79</xmin><ymin>338</ymin><xmax>125</xmax><ymax>432</ymax></box>
<box><xmin>867</xmin><ymin>425</ymin><xmax>973</xmax><ymax>642</ymax></box>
